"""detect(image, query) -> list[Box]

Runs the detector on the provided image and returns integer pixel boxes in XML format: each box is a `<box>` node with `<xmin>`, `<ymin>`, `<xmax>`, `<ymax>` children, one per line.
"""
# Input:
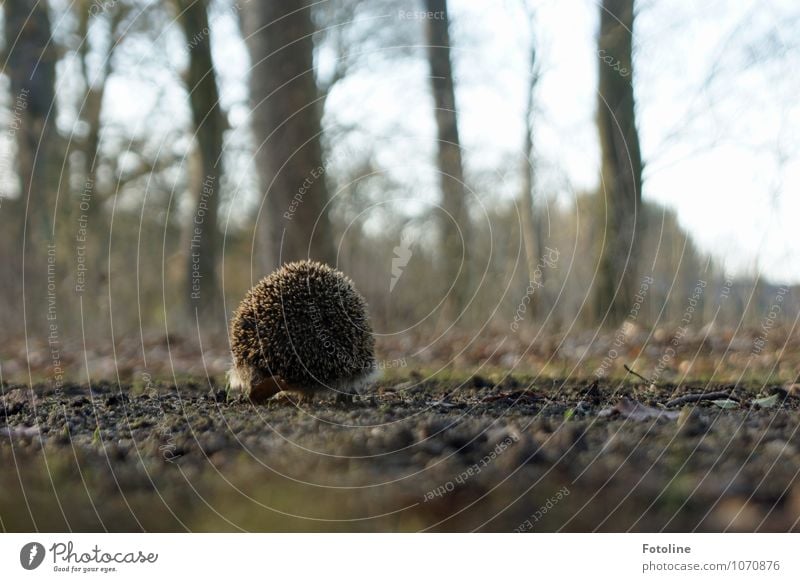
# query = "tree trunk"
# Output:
<box><xmin>242</xmin><ymin>0</ymin><xmax>335</xmax><ymax>274</ymax></box>
<box><xmin>424</xmin><ymin>0</ymin><xmax>471</xmax><ymax>321</ymax></box>
<box><xmin>68</xmin><ymin>1</ymin><xmax>125</xmax><ymax>311</ymax></box>
<box><xmin>175</xmin><ymin>0</ymin><xmax>227</xmax><ymax>321</ymax></box>
<box><xmin>520</xmin><ymin>31</ymin><xmax>542</xmax><ymax>322</ymax></box>
<box><xmin>3</xmin><ymin>0</ymin><xmax>61</xmax><ymax>340</ymax></box>
<box><xmin>3</xmin><ymin>0</ymin><xmax>59</xmax><ymax>251</ymax></box>
<box><xmin>595</xmin><ymin>0</ymin><xmax>643</xmax><ymax>326</ymax></box>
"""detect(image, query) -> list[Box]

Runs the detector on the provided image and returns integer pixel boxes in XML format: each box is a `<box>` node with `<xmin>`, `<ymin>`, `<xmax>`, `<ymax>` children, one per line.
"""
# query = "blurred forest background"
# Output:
<box><xmin>1</xmin><ymin>0</ymin><xmax>800</xmax><ymax>385</ymax></box>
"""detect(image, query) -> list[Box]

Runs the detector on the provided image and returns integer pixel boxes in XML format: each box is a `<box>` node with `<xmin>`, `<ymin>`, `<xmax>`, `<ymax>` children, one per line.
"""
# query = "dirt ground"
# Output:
<box><xmin>2</xmin><ymin>373</ymin><xmax>800</xmax><ymax>532</ymax></box>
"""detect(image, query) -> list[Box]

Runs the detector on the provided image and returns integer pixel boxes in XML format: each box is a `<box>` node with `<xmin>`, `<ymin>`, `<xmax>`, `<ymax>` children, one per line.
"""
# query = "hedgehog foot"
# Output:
<box><xmin>271</xmin><ymin>389</ymin><xmax>316</xmax><ymax>406</ymax></box>
<box><xmin>227</xmin><ymin>364</ymin><xmax>299</xmax><ymax>404</ymax></box>
<box><xmin>248</xmin><ymin>376</ymin><xmax>287</xmax><ymax>403</ymax></box>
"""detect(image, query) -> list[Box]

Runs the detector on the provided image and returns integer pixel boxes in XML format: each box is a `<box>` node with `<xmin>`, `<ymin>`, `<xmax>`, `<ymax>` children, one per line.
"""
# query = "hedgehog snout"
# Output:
<box><xmin>336</xmin><ymin>367</ymin><xmax>382</xmax><ymax>397</ymax></box>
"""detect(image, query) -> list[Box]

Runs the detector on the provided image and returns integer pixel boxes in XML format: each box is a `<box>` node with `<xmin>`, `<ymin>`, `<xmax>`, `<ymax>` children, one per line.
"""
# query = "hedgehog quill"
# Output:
<box><xmin>228</xmin><ymin>260</ymin><xmax>379</xmax><ymax>403</ymax></box>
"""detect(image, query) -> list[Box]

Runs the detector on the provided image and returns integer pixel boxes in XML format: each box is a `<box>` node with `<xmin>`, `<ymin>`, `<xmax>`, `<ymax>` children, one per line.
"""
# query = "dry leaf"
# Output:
<box><xmin>752</xmin><ymin>394</ymin><xmax>780</xmax><ymax>408</ymax></box>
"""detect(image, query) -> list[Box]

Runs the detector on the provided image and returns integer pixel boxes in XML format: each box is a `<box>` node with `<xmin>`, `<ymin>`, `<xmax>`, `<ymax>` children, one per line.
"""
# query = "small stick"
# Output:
<box><xmin>665</xmin><ymin>390</ymin><xmax>739</xmax><ymax>408</ymax></box>
<box><xmin>624</xmin><ymin>364</ymin><xmax>653</xmax><ymax>385</ymax></box>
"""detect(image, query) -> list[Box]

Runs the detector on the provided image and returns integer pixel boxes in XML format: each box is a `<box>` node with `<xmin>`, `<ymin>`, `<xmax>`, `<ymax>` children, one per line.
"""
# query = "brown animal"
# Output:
<box><xmin>228</xmin><ymin>261</ymin><xmax>378</xmax><ymax>403</ymax></box>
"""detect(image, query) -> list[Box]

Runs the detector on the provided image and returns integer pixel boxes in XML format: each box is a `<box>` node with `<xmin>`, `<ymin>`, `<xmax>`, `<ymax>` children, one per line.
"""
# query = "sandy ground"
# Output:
<box><xmin>2</xmin><ymin>374</ymin><xmax>800</xmax><ymax>532</ymax></box>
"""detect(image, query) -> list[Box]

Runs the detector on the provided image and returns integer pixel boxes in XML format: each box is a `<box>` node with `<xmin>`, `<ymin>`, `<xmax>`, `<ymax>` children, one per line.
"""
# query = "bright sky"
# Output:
<box><xmin>445</xmin><ymin>0</ymin><xmax>800</xmax><ymax>284</ymax></box>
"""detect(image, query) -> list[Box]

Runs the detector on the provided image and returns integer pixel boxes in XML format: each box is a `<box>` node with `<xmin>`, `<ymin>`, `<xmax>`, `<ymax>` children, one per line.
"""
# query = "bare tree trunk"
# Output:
<box><xmin>4</xmin><ymin>0</ymin><xmax>59</xmax><ymax>251</ymax></box>
<box><xmin>68</xmin><ymin>1</ymin><xmax>126</xmax><ymax>313</ymax></box>
<box><xmin>4</xmin><ymin>0</ymin><xmax>61</xmax><ymax>340</ymax></box>
<box><xmin>174</xmin><ymin>0</ymin><xmax>228</xmax><ymax>321</ymax></box>
<box><xmin>595</xmin><ymin>0</ymin><xmax>643</xmax><ymax>326</ymax></box>
<box><xmin>519</xmin><ymin>16</ymin><xmax>542</xmax><ymax>322</ymax></box>
<box><xmin>424</xmin><ymin>0</ymin><xmax>471</xmax><ymax>320</ymax></box>
<box><xmin>242</xmin><ymin>0</ymin><xmax>335</xmax><ymax>274</ymax></box>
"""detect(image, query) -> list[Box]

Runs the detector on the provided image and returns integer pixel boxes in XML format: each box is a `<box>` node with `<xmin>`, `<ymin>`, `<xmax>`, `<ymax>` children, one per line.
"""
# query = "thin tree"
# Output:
<box><xmin>519</xmin><ymin>2</ymin><xmax>543</xmax><ymax>321</ymax></box>
<box><xmin>67</xmin><ymin>0</ymin><xmax>129</xmax><ymax>300</ymax></box>
<box><xmin>424</xmin><ymin>0</ymin><xmax>471</xmax><ymax>320</ymax></box>
<box><xmin>174</xmin><ymin>0</ymin><xmax>228</xmax><ymax>320</ymax></box>
<box><xmin>595</xmin><ymin>0</ymin><xmax>644</xmax><ymax>325</ymax></box>
<box><xmin>242</xmin><ymin>0</ymin><xmax>335</xmax><ymax>273</ymax></box>
<box><xmin>73</xmin><ymin>0</ymin><xmax>125</xmax><ymax>195</ymax></box>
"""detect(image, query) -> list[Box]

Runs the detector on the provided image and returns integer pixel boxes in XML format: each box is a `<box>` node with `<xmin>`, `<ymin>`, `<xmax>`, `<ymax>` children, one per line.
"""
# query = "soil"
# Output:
<box><xmin>2</xmin><ymin>374</ymin><xmax>800</xmax><ymax>532</ymax></box>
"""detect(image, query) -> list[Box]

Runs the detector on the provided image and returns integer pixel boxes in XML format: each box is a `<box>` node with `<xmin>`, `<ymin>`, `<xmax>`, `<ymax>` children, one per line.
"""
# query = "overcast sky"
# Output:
<box><xmin>224</xmin><ymin>0</ymin><xmax>800</xmax><ymax>283</ymax></box>
<box><xmin>444</xmin><ymin>0</ymin><xmax>799</xmax><ymax>284</ymax></box>
<box><xmin>4</xmin><ymin>0</ymin><xmax>799</xmax><ymax>284</ymax></box>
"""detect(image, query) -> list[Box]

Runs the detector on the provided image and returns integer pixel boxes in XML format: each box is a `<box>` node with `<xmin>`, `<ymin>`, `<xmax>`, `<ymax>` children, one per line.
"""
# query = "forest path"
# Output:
<box><xmin>1</xmin><ymin>376</ymin><xmax>799</xmax><ymax>532</ymax></box>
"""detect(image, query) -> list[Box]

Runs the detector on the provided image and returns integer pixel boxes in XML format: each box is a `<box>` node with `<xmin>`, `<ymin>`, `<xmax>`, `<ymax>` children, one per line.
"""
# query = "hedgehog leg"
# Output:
<box><xmin>248</xmin><ymin>375</ymin><xmax>288</xmax><ymax>403</ymax></box>
<box><xmin>271</xmin><ymin>388</ymin><xmax>315</xmax><ymax>405</ymax></box>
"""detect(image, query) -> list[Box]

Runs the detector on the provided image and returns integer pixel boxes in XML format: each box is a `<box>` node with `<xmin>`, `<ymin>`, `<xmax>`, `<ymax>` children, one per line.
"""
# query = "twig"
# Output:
<box><xmin>665</xmin><ymin>391</ymin><xmax>739</xmax><ymax>408</ymax></box>
<box><xmin>624</xmin><ymin>364</ymin><xmax>654</xmax><ymax>385</ymax></box>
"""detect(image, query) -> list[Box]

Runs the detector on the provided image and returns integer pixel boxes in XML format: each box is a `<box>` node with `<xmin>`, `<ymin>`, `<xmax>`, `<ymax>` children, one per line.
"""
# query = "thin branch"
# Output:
<box><xmin>665</xmin><ymin>390</ymin><xmax>739</xmax><ymax>408</ymax></box>
<box><xmin>624</xmin><ymin>364</ymin><xmax>653</xmax><ymax>385</ymax></box>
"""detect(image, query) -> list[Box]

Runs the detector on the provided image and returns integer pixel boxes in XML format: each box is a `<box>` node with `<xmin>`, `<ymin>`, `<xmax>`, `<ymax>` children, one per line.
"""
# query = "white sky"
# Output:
<box><xmin>445</xmin><ymin>0</ymin><xmax>800</xmax><ymax>284</ymax></box>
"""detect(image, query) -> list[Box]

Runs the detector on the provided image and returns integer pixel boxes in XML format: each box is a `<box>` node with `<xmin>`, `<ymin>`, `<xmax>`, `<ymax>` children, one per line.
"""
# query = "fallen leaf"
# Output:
<box><xmin>753</xmin><ymin>394</ymin><xmax>780</xmax><ymax>408</ymax></box>
<box><xmin>712</xmin><ymin>399</ymin><xmax>739</xmax><ymax>409</ymax></box>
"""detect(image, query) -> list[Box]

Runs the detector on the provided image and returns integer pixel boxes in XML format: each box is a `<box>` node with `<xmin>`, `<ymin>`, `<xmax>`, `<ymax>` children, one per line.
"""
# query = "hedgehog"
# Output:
<box><xmin>227</xmin><ymin>260</ymin><xmax>379</xmax><ymax>403</ymax></box>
